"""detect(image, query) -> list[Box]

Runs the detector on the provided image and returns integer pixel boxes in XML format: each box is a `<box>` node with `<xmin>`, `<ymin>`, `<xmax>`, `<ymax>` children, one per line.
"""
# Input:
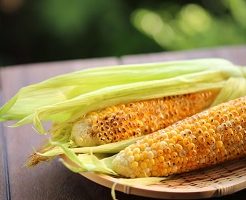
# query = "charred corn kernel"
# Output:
<box><xmin>112</xmin><ymin>96</ymin><xmax>246</xmax><ymax>178</ymax></box>
<box><xmin>71</xmin><ymin>90</ymin><xmax>218</xmax><ymax>146</ymax></box>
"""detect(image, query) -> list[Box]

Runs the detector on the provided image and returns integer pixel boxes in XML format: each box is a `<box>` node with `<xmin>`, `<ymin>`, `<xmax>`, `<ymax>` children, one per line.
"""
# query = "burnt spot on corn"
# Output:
<box><xmin>112</xmin><ymin>96</ymin><xmax>246</xmax><ymax>178</ymax></box>
<box><xmin>71</xmin><ymin>90</ymin><xmax>218</xmax><ymax>146</ymax></box>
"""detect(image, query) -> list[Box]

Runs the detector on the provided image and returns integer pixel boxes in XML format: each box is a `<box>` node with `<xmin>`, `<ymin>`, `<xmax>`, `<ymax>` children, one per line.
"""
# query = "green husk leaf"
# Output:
<box><xmin>212</xmin><ymin>77</ymin><xmax>246</xmax><ymax>106</ymax></box>
<box><xmin>111</xmin><ymin>183</ymin><xmax>118</xmax><ymax>200</ymax></box>
<box><xmin>0</xmin><ymin>58</ymin><xmax>242</xmax><ymax>125</ymax></box>
<box><xmin>13</xmin><ymin>70</ymin><xmax>233</xmax><ymax>133</ymax></box>
<box><xmin>52</xmin><ymin>141</ymin><xmax>84</xmax><ymax>168</ymax></box>
<box><xmin>53</xmin><ymin>141</ymin><xmax>117</xmax><ymax>175</ymax></box>
<box><xmin>38</xmin><ymin>135</ymin><xmax>144</xmax><ymax>157</ymax></box>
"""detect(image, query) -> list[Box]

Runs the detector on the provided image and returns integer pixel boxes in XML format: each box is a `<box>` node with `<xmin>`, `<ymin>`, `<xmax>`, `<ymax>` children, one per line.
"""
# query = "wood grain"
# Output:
<box><xmin>121</xmin><ymin>46</ymin><xmax>246</xmax><ymax>65</ymax></box>
<box><xmin>1</xmin><ymin>47</ymin><xmax>246</xmax><ymax>200</ymax></box>
<box><xmin>0</xmin><ymin>126</ymin><xmax>5</xmax><ymax>200</ymax></box>
<box><xmin>0</xmin><ymin>85</ymin><xmax>9</xmax><ymax>200</ymax></box>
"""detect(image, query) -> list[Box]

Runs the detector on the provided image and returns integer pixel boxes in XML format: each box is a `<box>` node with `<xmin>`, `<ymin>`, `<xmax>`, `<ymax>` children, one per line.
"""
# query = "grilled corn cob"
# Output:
<box><xmin>112</xmin><ymin>96</ymin><xmax>246</xmax><ymax>178</ymax></box>
<box><xmin>71</xmin><ymin>90</ymin><xmax>218</xmax><ymax>146</ymax></box>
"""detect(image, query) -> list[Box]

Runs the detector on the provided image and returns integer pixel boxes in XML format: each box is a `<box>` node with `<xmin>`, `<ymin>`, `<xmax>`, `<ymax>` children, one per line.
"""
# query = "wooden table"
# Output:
<box><xmin>1</xmin><ymin>46</ymin><xmax>246</xmax><ymax>200</ymax></box>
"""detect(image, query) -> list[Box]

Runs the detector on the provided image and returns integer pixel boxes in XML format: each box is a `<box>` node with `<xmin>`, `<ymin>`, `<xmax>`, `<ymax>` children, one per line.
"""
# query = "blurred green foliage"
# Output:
<box><xmin>132</xmin><ymin>0</ymin><xmax>246</xmax><ymax>50</ymax></box>
<box><xmin>0</xmin><ymin>0</ymin><xmax>245</xmax><ymax>66</ymax></box>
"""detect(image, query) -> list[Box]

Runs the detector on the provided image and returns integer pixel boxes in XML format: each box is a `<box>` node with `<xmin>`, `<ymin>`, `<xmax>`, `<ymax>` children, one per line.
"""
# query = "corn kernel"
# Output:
<box><xmin>71</xmin><ymin>90</ymin><xmax>218</xmax><ymax>146</ymax></box>
<box><xmin>112</xmin><ymin>96</ymin><xmax>246</xmax><ymax>178</ymax></box>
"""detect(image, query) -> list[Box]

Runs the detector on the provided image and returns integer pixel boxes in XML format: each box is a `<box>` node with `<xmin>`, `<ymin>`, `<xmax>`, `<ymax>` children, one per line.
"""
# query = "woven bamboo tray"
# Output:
<box><xmin>78</xmin><ymin>158</ymin><xmax>246</xmax><ymax>199</ymax></box>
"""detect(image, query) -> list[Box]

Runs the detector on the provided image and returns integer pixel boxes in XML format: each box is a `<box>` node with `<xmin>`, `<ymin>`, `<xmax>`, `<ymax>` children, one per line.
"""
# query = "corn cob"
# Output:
<box><xmin>71</xmin><ymin>90</ymin><xmax>218</xmax><ymax>146</ymax></box>
<box><xmin>112</xmin><ymin>96</ymin><xmax>246</xmax><ymax>178</ymax></box>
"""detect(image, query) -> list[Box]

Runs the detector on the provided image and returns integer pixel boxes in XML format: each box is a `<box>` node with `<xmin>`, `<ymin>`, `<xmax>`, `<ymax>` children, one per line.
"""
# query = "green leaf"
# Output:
<box><xmin>39</xmin><ymin>136</ymin><xmax>145</xmax><ymax>157</ymax></box>
<box><xmin>212</xmin><ymin>77</ymin><xmax>246</xmax><ymax>106</ymax></box>
<box><xmin>0</xmin><ymin>58</ymin><xmax>237</xmax><ymax>124</ymax></box>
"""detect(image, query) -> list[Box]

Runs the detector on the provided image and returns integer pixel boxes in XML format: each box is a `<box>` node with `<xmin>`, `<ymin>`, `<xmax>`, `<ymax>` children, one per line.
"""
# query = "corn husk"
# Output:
<box><xmin>0</xmin><ymin>59</ymin><xmax>243</xmax><ymax>129</ymax></box>
<box><xmin>1</xmin><ymin>58</ymin><xmax>246</xmax><ymax>167</ymax></box>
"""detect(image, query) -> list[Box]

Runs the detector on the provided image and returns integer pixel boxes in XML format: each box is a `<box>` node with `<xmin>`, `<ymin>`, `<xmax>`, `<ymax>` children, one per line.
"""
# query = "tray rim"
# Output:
<box><xmin>80</xmin><ymin>161</ymin><xmax>246</xmax><ymax>199</ymax></box>
<box><xmin>63</xmin><ymin>156</ymin><xmax>246</xmax><ymax>199</ymax></box>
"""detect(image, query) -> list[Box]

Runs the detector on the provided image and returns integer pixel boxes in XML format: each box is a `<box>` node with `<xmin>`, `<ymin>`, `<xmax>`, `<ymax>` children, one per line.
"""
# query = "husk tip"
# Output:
<box><xmin>25</xmin><ymin>152</ymin><xmax>52</xmax><ymax>167</ymax></box>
